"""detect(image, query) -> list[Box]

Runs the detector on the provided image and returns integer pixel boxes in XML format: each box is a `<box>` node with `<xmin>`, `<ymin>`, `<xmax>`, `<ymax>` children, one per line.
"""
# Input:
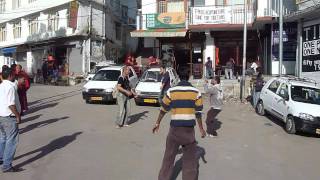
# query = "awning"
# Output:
<box><xmin>130</xmin><ymin>29</ymin><xmax>187</xmax><ymax>37</ymax></box>
<box><xmin>1</xmin><ymin>47</ymin><xmax>17</xmax><ymax>54</ymax></box>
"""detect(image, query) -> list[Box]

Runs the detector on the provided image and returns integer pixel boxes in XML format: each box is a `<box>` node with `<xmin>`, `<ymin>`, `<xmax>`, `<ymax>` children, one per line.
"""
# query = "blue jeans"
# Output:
<box><xmin>0</xmin><ymin>117</ymin><xmax>19</xmax><ymax>171</ymax></box>
<box><xmin>206</xmin><ymin>68</ymin><xmax>214</xmax><ymax>79</ymax></box>
<box><xmin>253</xmin><ymin>91</ymin><xmax>261</xmax><ymax>108</ymax></box>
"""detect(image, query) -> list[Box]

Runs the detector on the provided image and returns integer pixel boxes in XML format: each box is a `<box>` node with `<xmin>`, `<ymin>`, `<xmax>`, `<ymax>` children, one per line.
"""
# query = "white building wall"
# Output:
<box><xmin>141</xmin><ymin>0</ymin><xmax>157</xmax><ymax>30</ymax></box>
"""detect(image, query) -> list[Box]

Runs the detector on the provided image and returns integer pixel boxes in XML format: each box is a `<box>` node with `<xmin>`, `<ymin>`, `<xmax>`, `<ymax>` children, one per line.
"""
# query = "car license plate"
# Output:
<box><xmin>316</xmin><ymin>129</ymin><xmax>320</xmax><ymax>135</ymax></box>
<box><xmin>91</xmin><ymin>97</ymin><xmax>103</xmax><ymax>101</ymax></box>
<box><xmin>144</xmin><ymin>99</ymin><xmax>157</xmax><ymax>103</ymax></box>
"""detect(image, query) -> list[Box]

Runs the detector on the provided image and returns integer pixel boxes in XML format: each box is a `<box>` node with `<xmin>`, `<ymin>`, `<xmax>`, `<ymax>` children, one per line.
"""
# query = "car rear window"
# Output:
<box><xmin>92</xmin><ymin>70</ymin><xmax>120</xmax><ymax>81</ymax></box>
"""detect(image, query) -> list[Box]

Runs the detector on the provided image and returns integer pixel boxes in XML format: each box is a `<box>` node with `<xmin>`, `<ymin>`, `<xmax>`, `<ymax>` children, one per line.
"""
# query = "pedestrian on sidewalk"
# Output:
<box><xmin>159</xmin><ymin>64</ymin><xmax>171</xmax><ymax>105</ymax></box>
<box><xmin>250</xmin><ymin>68</ymin><xmax>264</xmax><ymax>108</ymax></box>
<box><xmin>15</xmin><ymin>64</ymin><xmax>30</xmax><ymax>115</ymax></box>
<box><xmin>115</xmin><ymin>66</ymin><xmax>136</xmax><ymax>128</ymax></box>
<box><xmin>225</xmin><ymin>58</ymin><xmax>234</xmax><ymax>79</ymax></box>
<box><xmin>204</xmin><ymin>76</ymin><xmax>223</xmax><ymax>137</ymax></box>
<box><xmin>153</xmin><ymin>65</ymin><xmax>206</xmax><ymax>180</ymax></box>
<box><xmin>205</xmin><ymin>57</ymin><xmax>214</xmax><ymax>79</ymax></box>
<box><xmin>0</xmin><ymin>67</ymin><xmax>22</xmax><ymax>173</ymax></box>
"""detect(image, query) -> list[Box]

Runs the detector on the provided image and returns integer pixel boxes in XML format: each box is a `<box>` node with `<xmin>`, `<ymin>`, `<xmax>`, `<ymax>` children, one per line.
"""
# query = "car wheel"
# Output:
<box><xmin>285</xmin><ymin>116</ymin><xmax>296</xmax><ymax>134</ymax></box>
<box><xmin>256</xmin><ymin>100</ymin><xmax>265</xmax><ymax>116</ymax></box>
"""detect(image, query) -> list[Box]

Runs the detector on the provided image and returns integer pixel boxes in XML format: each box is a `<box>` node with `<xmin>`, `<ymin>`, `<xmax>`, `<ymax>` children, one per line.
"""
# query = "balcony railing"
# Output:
<box><xmin>189</xmin><ymin>4</ymin><xmax>255</xmax><ymax>26</ymax></box>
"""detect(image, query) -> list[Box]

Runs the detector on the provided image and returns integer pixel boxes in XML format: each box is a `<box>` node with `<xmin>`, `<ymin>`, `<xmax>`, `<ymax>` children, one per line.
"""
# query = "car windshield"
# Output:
<box><xmin>291</xmin><ymin>86</ymin><xmax>320</xmax><ymax>105</ymax></box>
<box><xmin>141</xmin><ymin>70</ymin><xmax>161</xmax><ymax>82</ymax></box>
<box><xmin>89</xmin><ymin>66</ymin><xmax>108</xmax><ymax>74</ymax></box>
<box><xmin>92</xmin><ymin>70</ymin><xmax>120</xmax><ymax>81</ymax></box>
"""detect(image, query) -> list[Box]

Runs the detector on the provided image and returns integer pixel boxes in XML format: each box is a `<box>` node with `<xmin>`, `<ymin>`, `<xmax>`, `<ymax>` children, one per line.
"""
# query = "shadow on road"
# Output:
<box><xmin>21</xmin><ymin>114</ymin><xmax>42</xmax><ymax>124</ymax></box>
<box><xmin>26</xmin><ymin>102</ymin><xmax>59</xmax><ymax>115</ymax></box>
<box><xmin>15</xmin><ymin>132</ymin><xmax>83</xmax><ymax>168</ymax></box>
<box><xmin>128</xmin><ymin>111</ymin><xmax>149</xmax><ymax>125</ymax></box>
<box><xmin>28</xmin><ymin>89</ymin><xmax>82</xmax><ymax>106</ymax></box>
<box><xmin>171</xmin><ymin>146</ymin><xmax>207</xmax><ymax>180</ymax></box>
<box><xmin>19</xmin><ymin>116</ymin><xmax>69</xmax><ymax>134</ymax></box>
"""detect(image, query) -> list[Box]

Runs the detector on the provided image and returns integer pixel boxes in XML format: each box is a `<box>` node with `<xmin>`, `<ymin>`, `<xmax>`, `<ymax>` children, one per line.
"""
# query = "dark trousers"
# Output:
<box><xmin>205</xmin><ymin>108</ymin><xmax>221</xmax><ymax>135</ymax></box>
<box><xmin>159</xmin><ymin>127</ymin><xmax>197</xmax><ymax>180</ymax></box>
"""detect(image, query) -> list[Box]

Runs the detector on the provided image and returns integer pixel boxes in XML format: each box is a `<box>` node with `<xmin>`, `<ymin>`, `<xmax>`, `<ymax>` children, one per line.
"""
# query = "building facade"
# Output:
<box><xmin>0</xmin><ymin>0</ymin><xmax>138</xmax><ymax>79</ymax></box>
<box><xmin>286</xmin><ymin>0</ymin><xmax>320</xmax><ymax>83</ymax></box>
<box><xmin>132</xmin><ymin>0</ymin><xmax>297</xmax><ymax>78</ymax></box>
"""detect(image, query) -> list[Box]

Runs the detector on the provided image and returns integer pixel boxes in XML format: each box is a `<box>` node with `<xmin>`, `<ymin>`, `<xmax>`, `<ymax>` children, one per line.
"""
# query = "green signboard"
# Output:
<box><xmin>146</xmin><ymin>12</ymin><xmax>186</xmax><ymax>29</ymax></box>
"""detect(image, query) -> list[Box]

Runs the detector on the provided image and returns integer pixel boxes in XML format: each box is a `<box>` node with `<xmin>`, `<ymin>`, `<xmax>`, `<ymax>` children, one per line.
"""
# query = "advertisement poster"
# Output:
<box><xmin>146</xmin><ymin>12</ymin><xmax>185</xmax><ymax>29</ymax></box>
<box><xmin>69</xmin><ymin>0</ymin><xmax>79</xmax><ymax>29</ymax></box>
<box><xmin>272</xmin><ymin>22</ymin><xmax>297</xmax><ymax>62</ymax></box>
<box><xmin>302</xmin><ymin>23</ymin><xmax>320</xmax><ymax>72</ymax></box>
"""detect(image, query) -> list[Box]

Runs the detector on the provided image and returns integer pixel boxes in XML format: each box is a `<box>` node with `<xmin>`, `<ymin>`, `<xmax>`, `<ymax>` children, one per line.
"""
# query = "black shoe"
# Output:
<box><xmin>0</xmin><ymin>160</ymin><xmax>3</xmax><ymax>165</ymax></box>
<box><xmin>2</xmin><ymin>166</ymin><xmax>24</xmax><ymax>173</ymax></box>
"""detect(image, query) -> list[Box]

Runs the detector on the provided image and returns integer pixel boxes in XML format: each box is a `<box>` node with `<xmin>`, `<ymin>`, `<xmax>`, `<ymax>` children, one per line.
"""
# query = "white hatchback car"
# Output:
<box><xmin>257</xmin><ymin>76</ymin><xmax>320</xmax><ymax>135</ymax></box>
<box><xmin>134</xmin><ymin>67</ymin><xmax>179</xmax><ymax>105</ymax></box>
<box><xmin>82</xmin><ymin>66</ymin><xmax>138</xmax><ymax>103</ymax></box>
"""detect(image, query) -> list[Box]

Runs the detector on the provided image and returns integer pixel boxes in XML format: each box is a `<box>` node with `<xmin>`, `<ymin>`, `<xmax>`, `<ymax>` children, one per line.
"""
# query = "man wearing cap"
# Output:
<box><xmin>0</xmin><ymin>67</ymin><xmax>22</xmax><ymax>172</ymax></box>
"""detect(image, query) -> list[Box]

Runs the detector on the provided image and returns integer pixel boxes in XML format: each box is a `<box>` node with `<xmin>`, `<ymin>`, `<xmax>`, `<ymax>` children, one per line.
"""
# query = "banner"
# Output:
<box><xmin>191</xmin><ymin>6</ymin><xmax>231</xmax><ymax>25</ymax></box>
<box><xmin>69</xmin><ymin>1</ymin><xmax>79</xmax><ymax>29</ymax></box>
<box><xmin>146</xmin><ymin>12</ymin><xmax>185</xmax><ymax>29</ymax></box>
<box><xmin>302</xmin><ymin>23</ymin><xmax>320</xmax><ymax>72</ymax></box>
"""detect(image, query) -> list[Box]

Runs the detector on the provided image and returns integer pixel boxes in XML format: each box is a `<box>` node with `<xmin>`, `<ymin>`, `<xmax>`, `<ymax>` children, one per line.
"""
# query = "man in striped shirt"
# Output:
<box><xmin>152</xmin><ymin>66</ymin><xmax>206</xmax><ymax>180</ymax></box>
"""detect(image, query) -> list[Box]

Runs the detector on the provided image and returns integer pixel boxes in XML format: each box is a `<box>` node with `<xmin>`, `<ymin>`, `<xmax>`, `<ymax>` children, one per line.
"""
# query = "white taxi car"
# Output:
<box><xmin>82</xmin><ymin>66</ymin><xmax>138</xmax><ymax>103</ymax></box>
<box><xmin>256</xmin><ymin>76</ymin><xmax>320</xmax><ymax>135</ymax></box>
<box><xmin>134</xmin><ymin>67</ymin><xmax>179</xmax><ymax>105</ymax></box>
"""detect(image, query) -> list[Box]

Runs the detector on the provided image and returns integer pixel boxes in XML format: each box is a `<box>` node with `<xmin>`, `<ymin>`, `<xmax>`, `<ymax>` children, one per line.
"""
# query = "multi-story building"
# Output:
<box><xmin>286</xmin><ymin>0</ymin><xmax>320</xmax><ymax>82</ymax></box>
<box><xmin>0</xmin><ymin>0</ymin><xmax>138</xmax><ymax>78</ymax></box>
<box><xmin>132</xmin><ymin>0</ymin><xmax>297</xmax><ymax>78</ymax></box>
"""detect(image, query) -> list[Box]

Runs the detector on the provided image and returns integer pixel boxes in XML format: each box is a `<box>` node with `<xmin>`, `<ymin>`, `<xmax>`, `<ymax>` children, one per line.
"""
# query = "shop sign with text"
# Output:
<box><xmin>302</xmin><ymin>23</ymin><xmax>320</xmax><ymax>72</ymax></box>
<box><xmin>146</xmin><ymin>12</ymin><xmax>185</xmax><ymax>29</ymax></box>
<box><xmin>191</xmin><ymin>6</ymin><xmax>231</xmax><ymax>25</ymax></box>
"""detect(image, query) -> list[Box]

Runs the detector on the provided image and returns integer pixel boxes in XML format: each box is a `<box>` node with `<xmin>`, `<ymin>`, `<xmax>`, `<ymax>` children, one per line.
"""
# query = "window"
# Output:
<box><xmin>277</xmin><ymin>83</ymin><xmax>289</xmax><ymax>99</ymax></box>
<box><xmin>268</xmin><ymin>80</ymin><xmax>280</xmax><ymax>93</ymax></box>
<box><xmin>48</xmin><ymin>13</ymin><xmax>59</xmax><ymax>31</ymax></box>
<box><xmin>28</xmin><ymin>0</ymin><xmax>37</xmax><ymax>3</ymax></box>
<box><xmin>110</xmin><ymin>0</ymin><xmax>120</xmax><ymax>11</ymax></box>
<box><xmin>12</xmin><ymin>0</ymin><xmax>21</xmax><ymax>9</ymax></box>
<box><xmin>13</xmin><ymin>21</ymin><xmax>21</xmax><ymax>39</ymax></box>
<box><xmin>0</xmin><ymin>25</ymin><xmax>6</xmax><ymax>41</ymax></box>
<box><xmin>29</xmin><ymin>17</ymin><xmax>38</xmax><ymax>35</ymax></box>
<box><xmin>158</xmin><ymin>0</ymin><xmax>184</xmax><ymax>13</ymax></box>
<box><xmin>115</xmin><ymin>22</ymin><xmax>121</xmax><ymax>40</ymax></box>
<box><xmin>0</xmin><ymin>0</ymin><xmax>5</xmax><ymax>13</ymax></box>
<box><xmin>121</xmin><ymin>5</ymin><xmax>128</xmax><ymax>21</ymax></box>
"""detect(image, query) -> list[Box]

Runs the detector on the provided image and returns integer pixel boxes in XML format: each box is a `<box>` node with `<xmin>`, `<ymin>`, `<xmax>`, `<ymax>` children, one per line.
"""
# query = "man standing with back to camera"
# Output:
<box><xmin>153</xmin><ymin>65</ymin><xmax>206</xmax><ymax>180</ymax></box>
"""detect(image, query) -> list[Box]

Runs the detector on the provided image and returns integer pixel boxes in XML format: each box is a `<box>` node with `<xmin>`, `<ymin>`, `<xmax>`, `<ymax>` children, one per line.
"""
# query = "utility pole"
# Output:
<box><xmin>88</xmin><ymin>0</ymin><xmax>92</xmax><ymax>73</ymax></box>
<box><xmin>240</xmin><ymin>0</ymin><xmax>247</xmax><ymax>102</ymax></box>
<box><xmin>279</xmin><ymin>0</ymin><xmax>283</xmax><ymax>76</ymax></box>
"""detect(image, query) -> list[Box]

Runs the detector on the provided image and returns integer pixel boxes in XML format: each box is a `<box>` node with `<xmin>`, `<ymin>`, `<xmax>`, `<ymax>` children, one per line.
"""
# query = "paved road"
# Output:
<box><xmin>1</xmin><ymin>83</ymin><xmax>319</xmax><ymax>180</ymax></box>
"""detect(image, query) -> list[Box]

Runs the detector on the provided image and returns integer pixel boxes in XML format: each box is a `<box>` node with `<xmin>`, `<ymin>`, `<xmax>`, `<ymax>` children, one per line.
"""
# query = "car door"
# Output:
<box><xmin>128</xmin><ymin>66</ymin><xmax>138</xmax><ymax>88</ymax></box>
<box><xmin>263</xmin><ymin>79</ymin><xmax>281</xmax><ymax>114</ymax></box>
<box><xmin>273</xmin><ymin>83</ymin><xmax>289</xmax><ymax>121</ymax></box>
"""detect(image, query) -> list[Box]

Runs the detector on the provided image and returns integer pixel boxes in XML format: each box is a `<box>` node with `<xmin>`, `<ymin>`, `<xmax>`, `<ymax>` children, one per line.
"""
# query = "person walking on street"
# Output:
<box><xmin>225</xmin><ymin>58</ymin><xmax>234</xmax><ymax>79</ymax></box>
<box><xmin>153</xmin><ymin>65</ymin><xmax>206</xmax><ymax>180</ymax></box>
<box><xmin>159</xmin><ymin>64</ymin><xmax>171</xmax><ymax>105</ymax></box>
<box><xmin>204</xmin><ymin>76</ymin><xmax>223</xmax><ymax>137</ymax></box>
<box><xmin>205</xmin><ymin>57</ymin><xmax>214</xmax><ymax>79</ymax></box>
<box><xmin>15</xmin><ymin>64</ymin><xmax>30</xmax><ymax>115</ymax></box>
<box><xmin>251</xmin><ymin>68</ymin><xmax>264</xmax><ymax>108</ymax></box>
<box><xmin>41</xmin><ymin>59</ymin><xmax>48</xmax><ymax>84</ymax></box>
<box><xmin>115</xmin><ymin>66</ymin><xmax>136</xmax><ymax>128</ymax></box>
<box><xmin>0</xmin><ymin>67</ymin><xmax>22</xmax><ymax>173</ymax></box>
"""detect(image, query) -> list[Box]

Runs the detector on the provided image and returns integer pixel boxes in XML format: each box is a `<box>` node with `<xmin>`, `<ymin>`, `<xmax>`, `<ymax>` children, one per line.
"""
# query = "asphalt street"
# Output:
<box><xmin>1</xmin><ymin>83</ymin><xmax>320</xmax><ymax>180</ymax></box>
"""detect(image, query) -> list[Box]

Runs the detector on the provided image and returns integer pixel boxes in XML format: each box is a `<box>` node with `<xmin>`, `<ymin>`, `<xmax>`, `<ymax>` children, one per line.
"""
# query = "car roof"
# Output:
<box><xmin>272</xmin><ymin>76</ymin><xmax>319</xmax><ymax>89</ymax></box>
<box><xmin>99</xmin><ymin>65</ymin><xmax>123</xmax><ymax>71</ymax></box>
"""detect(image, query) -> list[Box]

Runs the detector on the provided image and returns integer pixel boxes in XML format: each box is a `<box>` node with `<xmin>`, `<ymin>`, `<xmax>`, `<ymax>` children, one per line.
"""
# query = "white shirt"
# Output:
<box><xmin>204</xmin><ymin>83</ymin><xmax>223</xmax><ymax>109</ymax></box>
<box><xmin>0</xmin><ymin>80</ymin><xmax>21</xmax><ymax>117</ymax></box>
<box><xmin>251</xmin><ymin>62</ymin><xmax>258</xmax><ymax>72</ymax></box>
